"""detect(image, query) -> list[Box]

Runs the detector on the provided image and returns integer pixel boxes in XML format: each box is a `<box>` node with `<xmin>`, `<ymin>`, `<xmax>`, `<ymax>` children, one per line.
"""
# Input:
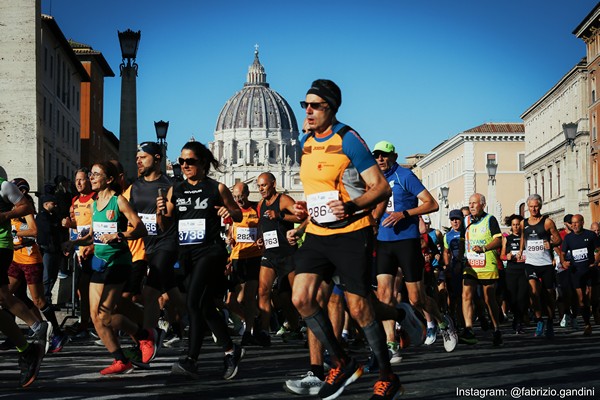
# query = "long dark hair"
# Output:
<box><xmin>93</xmin><ymin>161</ymin><xmax>122</xmax><ymax>195</ymax></box>
<box><xmin>504</xmin><ymin>214</ymin><xmax>523</xmax><ymax>227</ymax></box>
<box><xmin>181</xmin><ymin>141</ymin><xmax>221</xmax><ymax>176</ymax></box>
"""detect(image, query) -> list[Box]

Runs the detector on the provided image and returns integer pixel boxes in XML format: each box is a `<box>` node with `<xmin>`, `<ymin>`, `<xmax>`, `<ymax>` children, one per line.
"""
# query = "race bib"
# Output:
<box><xmin>572</xmin><ymin>248</ymin><xmax>588</xmax><ymax>262</ymax></box>
<box><xmin>178</xmin><ymin>219</ymin><xmax>206</xmax><ymax>245</ymax></box>
<box><xmin>386</xmin><ymin>192</ymin><xmax>395</xmax><ymax>214</ymax></box>
<box><xmin>93</xmin><ymin>221</ymin><xmax>118</xmax><ymax>244</ymax></box>
<box><xmin>526</xmin><ymin>239</ymin><xmax>544</xmax><ymax>253</ymax></box>
<box><xmin>307</xmin><ymin>191</ymin><xmax>338</xmax><ymax>224</ymax></box>
<box><xmin>263</xmin><ymin>230</ymin><xmax>279</xmax><ymax>249</ymax></box>
<box><xmin>236</xmin><ymin>227</ymin><xmax>257</xmax><ymax>243</ymax></box>
<box><xmin>140</xmin><ymin>213</ymin><xmax>158</xmax><ymax>236</ymax></box>
<box><xmin>467</xmin><ymin>251</ymin><xmax>486</xmax><ymax>268</ymax></box>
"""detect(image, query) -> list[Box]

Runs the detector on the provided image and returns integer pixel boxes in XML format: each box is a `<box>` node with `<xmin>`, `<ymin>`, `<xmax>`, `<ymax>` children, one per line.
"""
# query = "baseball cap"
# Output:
<box><xmin>449</xmin><ymin>209</ymin><xmax>463</xmax><ymax>220</ymax></box>
<box><xmin>373</xmin><ymin>141</ymin><xmax>396</xmax><ymax>154</ymax></box>
<box><xmin>422</xmin><ymin>215</ymin><xmax>431</xmax><ymax>224</ymax></box>
<box><xmin>137</xmin><ymin>141</ymin><xmax>163</xmax><ymax>158</ymax></box>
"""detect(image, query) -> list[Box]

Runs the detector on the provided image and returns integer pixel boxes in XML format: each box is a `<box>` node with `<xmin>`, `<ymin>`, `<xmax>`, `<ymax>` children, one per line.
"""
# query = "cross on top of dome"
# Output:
<box><xmin>246</xmin><ymin>44</ymin><xmax>267</xmax><ymax>87</ymax></box>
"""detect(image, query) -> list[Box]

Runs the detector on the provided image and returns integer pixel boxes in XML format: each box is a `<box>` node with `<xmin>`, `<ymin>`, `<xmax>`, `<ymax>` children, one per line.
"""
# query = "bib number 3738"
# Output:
<box><xmin>178</xmin><ymin>219</ymin><xmax>206</xmax><ymax>245</ymax></box>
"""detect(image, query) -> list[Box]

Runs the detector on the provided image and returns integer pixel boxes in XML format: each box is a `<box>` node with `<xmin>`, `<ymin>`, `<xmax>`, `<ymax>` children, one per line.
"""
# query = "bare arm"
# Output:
<box><xmin>116</xmin><ymin>195</ymin><xmax>147</xmax><ymax>241</ymax></box>
<box><xmin>0</xmin><ymin>197</ymin><xmax>33</xmax><ymax>224</ymax></box>
<box><xmin>217</xmin><ymin>183</ymin><xmax>242</xmax><ymax>223</ymax></box>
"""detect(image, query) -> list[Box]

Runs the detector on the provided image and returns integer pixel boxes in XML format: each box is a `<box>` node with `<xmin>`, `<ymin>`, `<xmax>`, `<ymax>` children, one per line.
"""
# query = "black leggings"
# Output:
<box><xmin>145</xmin><ymin>250</ymin><xmax>178</xmax><ymax>292</ymax></box>
<box><xmin>181</xmin><ymin>243</ymin><xmax>232</xmax><ymax>360</ymax></box>
<box><xmin>505</xmin><ymin>266</ymin><xmax>528</xmax><ymax>322</ymax></box>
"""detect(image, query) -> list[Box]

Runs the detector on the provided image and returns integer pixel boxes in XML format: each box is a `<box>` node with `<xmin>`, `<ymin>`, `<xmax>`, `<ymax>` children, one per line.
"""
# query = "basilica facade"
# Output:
<box><xmin>208</xmin><ymin>49</ymin><xmax>303</xmax><ymax>201</ymax></box>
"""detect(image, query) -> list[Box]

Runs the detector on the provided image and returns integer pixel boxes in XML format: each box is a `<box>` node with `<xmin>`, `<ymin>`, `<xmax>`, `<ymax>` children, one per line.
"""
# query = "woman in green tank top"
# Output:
<box><xmin>63</xmin><ymin>161</ymin><xmax>147</xmax><ymax>375</ymax></box>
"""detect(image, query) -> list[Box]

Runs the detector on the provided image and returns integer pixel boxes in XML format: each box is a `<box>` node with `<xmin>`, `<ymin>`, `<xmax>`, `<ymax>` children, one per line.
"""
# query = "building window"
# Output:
<box><xmin>540</xmin><ymin>170</ymin><xmax>545</xmax><ymax>199</ymax></box>
<box><xmin>518</xmin><ymin>153</ymin><xmax>525</xmax><ymax>171</ymax></box>
<box><xmin>43</xmin><ymin>97</ymin><xmax>47</xmax><ymax>123</ymax></box>
<box><xmin>534</xmin><ymin>173</ymin><xmax>538</xmax><ymax>194</ymax></box>
<box><xmin>527</xmin><ymin>177</ymin><xmax>531</xmax><ymax>196</ymax></box>
<box><xmin>50</xmin><ymin>55</ymin><xmax>53</xmax><ymax>79</ymax></box>
<box><xmin>44</xmin><ymin>47</ymin><xmax>48</xmax><ymax>72</ymax></box>
<box><xmin>238</xmin><ymin>150</ymin><xmax>244</xmax><ymax>160</ymax></box>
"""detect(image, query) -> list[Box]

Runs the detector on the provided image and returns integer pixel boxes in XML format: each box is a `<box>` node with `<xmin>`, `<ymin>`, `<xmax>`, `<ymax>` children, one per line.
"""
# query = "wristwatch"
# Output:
<box><xmin>117</xmin><ymin>232</ymin><xmax>125</xmax><ymax>242</ymax></box>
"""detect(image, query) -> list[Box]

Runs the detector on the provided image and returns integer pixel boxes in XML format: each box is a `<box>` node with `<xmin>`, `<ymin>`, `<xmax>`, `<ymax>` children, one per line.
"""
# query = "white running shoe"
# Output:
<box><xmin>424</xmin><ymin>326</ymin><xmax>437</xmax><ymax>345</ymax></box>
<box><xmin>560</xmin><ymin>314</ymin><xmax>569</xmax><ymax>328</ymax></box>
<box><xmin>284</xmin><ymin>371</ymin><xmax>324</xmax><ymax>395</ymax></box>
<box><xmin>440</xmin><ymin>315</ymin><xmax>458</xmax><ymax>352</ymax></box>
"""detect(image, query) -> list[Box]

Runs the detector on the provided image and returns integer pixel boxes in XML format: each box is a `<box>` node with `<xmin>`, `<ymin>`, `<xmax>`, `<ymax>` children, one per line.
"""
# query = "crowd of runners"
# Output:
<box><xmin>1</xmin><ymin>79</ymin><xmax>599</xmax><ymax>400</ymax></box>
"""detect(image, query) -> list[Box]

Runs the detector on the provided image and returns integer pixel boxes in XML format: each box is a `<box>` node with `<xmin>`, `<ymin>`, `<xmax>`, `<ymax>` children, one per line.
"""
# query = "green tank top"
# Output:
<box><xmin>92</xmin><ymin>195</ymin><xmax>131</xmax><ymax>266</ymax></box>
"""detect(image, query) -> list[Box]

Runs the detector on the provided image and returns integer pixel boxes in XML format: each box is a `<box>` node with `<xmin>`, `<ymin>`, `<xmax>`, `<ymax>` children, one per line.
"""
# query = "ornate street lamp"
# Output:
<box><xmin>486</xmin><ymin>160</ymin><xmax>498</xmax><ymax>183</ymax></box>
<box><xmin>154</xmin><ymin>120</ymin><xmax>169</xmax><ymax>173</ymax></box>
<box><xmin>563</xmin><ymin>122</ymin><xmax>577</xmax><ymax>151</ymax></box>
<box><xmin>440</xmin><ymin>186</ymin><xmax>450</xmax><ymax>207</ymax></box>
<box><xmin>118</xmin><ymin>29</ymin><xmax>141</xmax><ymax>68</ymax></box>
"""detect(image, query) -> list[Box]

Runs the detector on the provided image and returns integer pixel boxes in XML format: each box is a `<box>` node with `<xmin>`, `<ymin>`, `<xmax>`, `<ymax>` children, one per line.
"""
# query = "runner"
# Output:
<box><xmin>518</xmin><ymin>194</ymin><xmax>561</xmax><ymax>338</ymax></box>
<box><xmin>500</xmin><ymin>214</ymin><xmax>527</xmax><ymax>334</ymax></box>
<box><xmin>443</xmin><ymin>209</ymin><xmax>465</xmax><ymax>329</ymax></box>
<box><xmin>158</xmin><ymin>141</ymin><xmax>245</xmax><ymax>380</ymax></box>
<box><xmin>62</xmin><ymin>161</ymin><xmax>148</xmax><ymax>375</ymax></box>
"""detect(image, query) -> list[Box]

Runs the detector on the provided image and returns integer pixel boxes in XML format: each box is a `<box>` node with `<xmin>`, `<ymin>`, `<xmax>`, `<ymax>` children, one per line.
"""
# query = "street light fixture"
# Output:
<box><xmin>486</xmin><ymin>160</ymin><xmax>498</xmax><ymax>183</ymax></box>
<box><xmin>118</xmin><ymin>29</ymin><xmax>141</xmax><ymax>67</ymax></box>
<box><xmin>563</xmin><ymin>122</ymin><xmax>577</xmax><ymax>151</ymax></box>
<box><xmin>440</xmin><ymin>186</ymin><xmax>449</xmax><ymax>207</ymax></box>
<box><xmin>155</xmin><ymin>120</ymin><xmax>169</xmax><ymax>172</ymax></box>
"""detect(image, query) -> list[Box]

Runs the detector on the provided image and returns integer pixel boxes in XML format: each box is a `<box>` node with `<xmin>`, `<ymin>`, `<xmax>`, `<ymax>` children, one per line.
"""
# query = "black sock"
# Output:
<box><xmin>41</xmin><ymin>304</ymin><xmax>62</xmax><ymax>335</ymax></box>
<box><xmin>134</xmin><ymin>327</ymin><xmax>149</xmax><ymax>341</ymax></box>
<box><xmin>112</xmin><ymin>348</ymin><xmax>128</xmax><ymax>362</ymax></box>
<box><xmin>362</xmin><ymin>320</ymin><xmax>392</xmax><ymax>375</ymax></box>
<box><xmin>310</xmin><ymin>364</ymin><xmax>324</xmax><ymax>381</ymax></box>
<box><xmin>304</xmin><ymin>309</ymin><xmax>347</xmax><ymax>365</ymax></box>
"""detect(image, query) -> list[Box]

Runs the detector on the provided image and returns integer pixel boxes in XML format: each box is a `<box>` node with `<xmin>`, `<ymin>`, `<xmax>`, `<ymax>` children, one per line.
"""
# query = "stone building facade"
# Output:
<box><xmin>209</xmin><ymin>48</ymin><xmax>303</xmax><ymax>200</ymax></box>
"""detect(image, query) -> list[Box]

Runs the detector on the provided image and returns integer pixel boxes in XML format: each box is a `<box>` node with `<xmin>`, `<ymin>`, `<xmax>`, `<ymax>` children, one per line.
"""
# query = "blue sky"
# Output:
<box><xmin>42</xmin><ymin>0</ymin><xmax>598</xmax><ymax>162</ymax></box>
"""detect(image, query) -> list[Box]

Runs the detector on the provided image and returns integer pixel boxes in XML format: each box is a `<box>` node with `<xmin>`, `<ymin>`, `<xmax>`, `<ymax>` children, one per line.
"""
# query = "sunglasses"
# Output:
<box><xmin>88</xmin><ymin>171</ymin><xmax>105</xmax><ymax>178</ymax></box>
<box><xmin>178</xmin><ymin>158</ymin><xmax>199</xmax><ymax>166</ymax></box>
<box><xmin>373</xmin><ymin>151</ymin><xmax>391</xmax><ymax>158</ymax></box>
<box><xmin>300</xmin><ymin>101</ymin><xmax>328</xmax><ymax>111</ymax></box>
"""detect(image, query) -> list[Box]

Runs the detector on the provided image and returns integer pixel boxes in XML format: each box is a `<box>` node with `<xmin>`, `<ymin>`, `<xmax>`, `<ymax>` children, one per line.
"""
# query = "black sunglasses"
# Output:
<box><xmin>373</xmin><ymin>151</ymin><xmax>391</xmax><ymax>158</ymax></box>
<box><xmin>300</xmin><ymin>101</ymin><xmax>328</xmax><ymax>111</ymax></box>
<box><xmin>178</xmin><ymin>157</ymin><xmax>199</xmax><ymax>166</ymax></box>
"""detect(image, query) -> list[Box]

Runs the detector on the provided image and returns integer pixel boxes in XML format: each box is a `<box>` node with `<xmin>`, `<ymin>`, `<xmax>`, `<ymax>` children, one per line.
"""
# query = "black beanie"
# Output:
<box><xmin>137</xmin><ymin>141</ymin><xmax>163</xmax><ymax>158</ymax></box>
<box><xmin>306</xmin><ymin>79</ymin><xmax>342</xmax><ymax>113</ymax></box>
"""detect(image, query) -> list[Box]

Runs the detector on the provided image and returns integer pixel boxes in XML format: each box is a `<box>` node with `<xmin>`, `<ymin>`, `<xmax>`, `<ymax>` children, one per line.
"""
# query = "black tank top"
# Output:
<box><xmin>505</xmin><ymin>233</ymin><xmax>523</xmax><ymax>269</ymax></box>
<box><xmin>172</xmin><ymin>178</ymin><xmax>223</xmax><ymax>250</ymax></box>
<box><xmin>130</xmin><ymin>174</ymin><xmax>177</xmax><ymax>253</ymax></box>
<box><xmin>259</xmin><ymin>194</ymin><xmax>296</xmax><ymax>256</ymax></box>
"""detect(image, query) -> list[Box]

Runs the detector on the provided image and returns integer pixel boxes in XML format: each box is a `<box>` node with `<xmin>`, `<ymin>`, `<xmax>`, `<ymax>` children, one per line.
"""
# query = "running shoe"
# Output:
<box><xmin>545</xmin><ymin>321</ymin><xmax>555</xmax><ymax>338</ymax></box>
<box><xmin>440</xmin><ymin>315</ymin><xmax>458</xmax><ymax>352</ymax></box>
<box><xmin>284</xmin><ymin>371</ymin><xmax>324</xmax><ymax>395</ymax></box>
<box><xmin>223</xmin><ymin>344</ymin><xmax>245</xmax><ymax>380</ymax></box>
<box><xmin>158</xmin><ymin>317</ymin><xmax>170</xmax><ymax>333</ymax></box>
<box><xmin>123</xmin><ymin>345</ymin><xmax>150</xmax><ymax>369</ymax></box>
<box><xmin>318</xmin><ymin>357</ymin><xmax>363</xmax><ymax>400</ymax></box>
<box><xmin>18</xmin><ymin>342</ymin><xmax>44</xmax><ymax>388</ymax></box>
<box><xmin>171</xmin><ymin>356</ymin><xmax>200</xmax><ymax>378</ymax></box>
<box><xmin>48</xmin><ymin>334</ymin><xmax>69</xmax><ymax>353</ymax></box>
<box><xmin>34</xmin><ymin>321</ymin><xmax>53</xmax><ymax>354</ymax></box>
<box><xmin>514</xmin><ymin>323</ymin><xmax>525</xmax><ymax>335</ymax></box>
<box><xmin>534</xmin><ymin>320</ymin><xmax>545</xmax><ymax>337</ymax></box>
<box><xmin>424</xmin><ymin>326</ymin><xmax>437</xmax><ymax>345</ymax></box>
<box><xmin>139</xmin><ymin>328</ymin><xmax>160</xmax><ymax>363</ymax></box>
<box><xmin>94</xmin><ymin>339</ymin><xmax>105</xmax><ymax>347</ymax></box>
<box><xmin>241</xmin><ymin>331</ymin><xmax>255</xmax><ymax>346</ymax></box>
<box><xmin>163</xmin><ymin>333</ymin><xmax>182</xmax><ymax>348</ymax></box>
<box><xmin>369</xmin><ymin>373</ymin><xmax>404</xmax><ymax>400</ymax></box>
<box><xmin>492</xmin><ymin>330</ymin><xmax>503</xmax><ymax>347</ymax></box>
<box><xmin>559</xmin><ymin>314</ymin><xmax>569</xmax><ymax>328</ymax></box>
<box><xmin>458</xmin><ymin>328</ymin><xmax>478</xmax><ymax>345</ymax></box>
<box><xmin>100</xmin><ymin>359</ymin><xmax>133</xmax><ymax>375</ymax></box>
<box><xmin>583</xmin><ymin>324</ymin><xmax>592</xmax><ymax>336</ymax></box>
<box><xmin>396</xmin><ymin>302</ymin><xmax>426</xmax><ymax>347</ymax></box>
<box><xmin>253</xmin><ymin>330</ymin><xmax>271</xmax><ymax>347</ymax></box>
<box><xmin>387</xmin><ymin>342</ymin><xmax>402</xmax><ymax>365</ymax></box>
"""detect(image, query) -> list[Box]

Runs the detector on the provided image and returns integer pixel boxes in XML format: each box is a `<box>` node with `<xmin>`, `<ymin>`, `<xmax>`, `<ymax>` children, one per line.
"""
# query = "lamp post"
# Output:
<box><xmin>118</xmin><ymin>29</ymin><xmax>141</xmax><ymax>181</ymax></box>
<box><xmin>563</xmin><ymin>122</ymin><xmax>578</xmax><ymax>213</ymax></box>
<box><xmin>154</xmin><ymin>120</ymin><xmax>169</xmax><ymax>173</ymax></box>
<box><xmin>563</xmin><ymin>122</ymin><xmax>577</xmax><ymax>151</ymax></box>
<box><xmin>439</xmin><ymin>186</ymin><xmax>450</xmax><ymax>229</ymax></box>
<box><xmin>486</xmin><ymin>160</ymin><xmax>498</xmax><ymax>219</ymax></box>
